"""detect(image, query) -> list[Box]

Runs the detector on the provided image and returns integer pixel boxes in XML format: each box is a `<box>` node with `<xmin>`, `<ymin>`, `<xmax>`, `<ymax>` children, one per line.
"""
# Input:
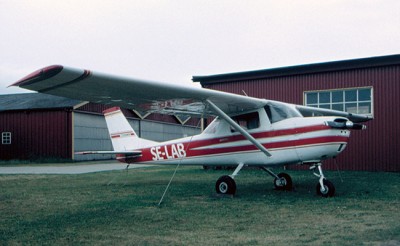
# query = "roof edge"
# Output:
<box><xmin>192</xmin><ymin>54</ymin><xmax>400</xmax><ymax>84</ymax></box>
<box><xmin>0</xmin><ymin>93</ymin><xmax>83</xmax><ymax>112</ymax></box>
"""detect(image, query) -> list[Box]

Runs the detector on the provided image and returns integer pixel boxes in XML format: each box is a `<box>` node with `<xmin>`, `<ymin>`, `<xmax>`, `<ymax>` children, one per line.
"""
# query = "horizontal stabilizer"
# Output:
<box><xmin>75</xmin><ymin>150</ymin><xmax>142</xmax><ymax>157</ymax></box>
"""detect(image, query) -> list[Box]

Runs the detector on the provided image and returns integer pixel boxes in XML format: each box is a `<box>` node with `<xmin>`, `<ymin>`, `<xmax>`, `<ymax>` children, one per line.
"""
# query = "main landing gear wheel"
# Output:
<box><xmin>216</xmin><ymin>175</ymin><xmax>236</xmax><ymax>195</ymax></box>
<box><xmin>274</xmin><ymin>173</ymin><xmax>293</xmax><ymax>191</ymax></box>
<box><xmin>316</xmin><ymin>179</ymin><xmax>335</xmax><ymax>197</ymax></box>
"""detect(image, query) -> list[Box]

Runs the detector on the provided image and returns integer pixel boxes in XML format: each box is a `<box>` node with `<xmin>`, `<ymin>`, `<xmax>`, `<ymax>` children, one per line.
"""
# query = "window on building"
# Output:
<box><xmin>2</xmin><ymin>132</ymin><xmax>11</xmax><ymax>144</ymax></box>
<box><xmin>304</xmin><ymin>87</ymin><xmax>373</xmax><ymax>115</ymax></box>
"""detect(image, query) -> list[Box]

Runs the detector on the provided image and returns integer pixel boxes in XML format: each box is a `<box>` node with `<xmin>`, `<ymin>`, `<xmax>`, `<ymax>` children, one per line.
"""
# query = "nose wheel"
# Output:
<box><xmin>316</xmin><ymin>179</ymin><xmax>335</xmax><ymax>197</ymax></box>
<box><xmin>311</xmin><ymin>163</ymin><xmax>335</xmax><ymax>197</ymax></box>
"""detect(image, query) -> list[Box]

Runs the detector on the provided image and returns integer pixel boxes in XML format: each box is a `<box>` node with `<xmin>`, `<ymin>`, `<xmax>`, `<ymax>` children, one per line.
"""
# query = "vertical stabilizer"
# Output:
<box><xmin>103</xmin><ymin>107</ymin><xmax>149</xmax><ymax>151</ymax></box>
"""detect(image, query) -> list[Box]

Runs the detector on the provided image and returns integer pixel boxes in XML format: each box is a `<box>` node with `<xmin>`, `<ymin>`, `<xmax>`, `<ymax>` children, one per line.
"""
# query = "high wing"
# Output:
<box><xmin>11</xmin><ymin>65</ymin><xmax>267</xmax><ymax>117</ymax></box>
<box><xmin>11</xmin><ymin>65</ymin><xmax>373</xmax><ymax>123</ymax></box>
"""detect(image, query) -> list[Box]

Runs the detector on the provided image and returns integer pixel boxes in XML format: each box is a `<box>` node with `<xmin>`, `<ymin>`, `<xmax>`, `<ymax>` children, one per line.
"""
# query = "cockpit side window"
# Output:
<box><xmin>265</xmin><ymin>104</ymin><xmax>301</xmax><ymax>123</ymax></box>
<box><xmin>231</xmin><ymin>112</ymin><xmax>260</xmax><ymax>130</ymax></box>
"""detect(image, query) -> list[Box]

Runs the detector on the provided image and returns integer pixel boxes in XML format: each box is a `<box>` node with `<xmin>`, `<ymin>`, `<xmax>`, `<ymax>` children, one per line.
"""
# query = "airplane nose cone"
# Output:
<box><xmin>345</xmin><ymin>121</ymin><xmax>354</xmax><ymax>128</ymax></box>
<box><xmin>326</xmin><ymin>119</ymin><xmax>366</xmax><ymax>130</ymax></box>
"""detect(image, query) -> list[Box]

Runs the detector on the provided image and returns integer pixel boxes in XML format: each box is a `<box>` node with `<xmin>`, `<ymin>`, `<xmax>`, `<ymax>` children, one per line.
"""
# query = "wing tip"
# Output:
<box><xmin>10</xmin><ymin>65</ymin><xmax>64</xmax><ymax>88</ymax></box>
<box><xmin>103</xmin><ymin>107</ymin><xmax>122</xmax><ymax>115</ymax></box>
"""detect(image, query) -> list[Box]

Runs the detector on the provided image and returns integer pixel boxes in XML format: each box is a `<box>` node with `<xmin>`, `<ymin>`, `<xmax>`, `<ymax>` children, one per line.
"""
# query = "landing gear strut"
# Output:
<box><xmin>311</xmin><ymin>163</ymin><xmax>335</xmax><ymax>197</ymax></box>
<box><xmin>215</xmin><ymin>163</ymin><xmax>335</xmax><ymax>197</ymax></box>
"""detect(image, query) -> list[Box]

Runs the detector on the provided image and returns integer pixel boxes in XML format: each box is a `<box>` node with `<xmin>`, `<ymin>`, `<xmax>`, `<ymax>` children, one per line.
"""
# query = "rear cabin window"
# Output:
<box><xmin>231</xmin><ymin>112</ymin><xmax>260</xmax><ymax>131</ymax></box>
<box><xmin>203</xmin><ymin>118</ymin><xmax>220</xmax><ymax>134</ymax></box>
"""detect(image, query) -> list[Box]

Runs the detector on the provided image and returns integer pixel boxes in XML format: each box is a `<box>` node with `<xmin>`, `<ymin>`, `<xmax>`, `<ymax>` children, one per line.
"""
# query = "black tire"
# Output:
<box><xmin>316</xmin><ymin>179</ymin><xmax>335</xmax><ymax>197</ymax></box>
<box><xmin>274</xmin><ymin>173</ymin><xmax>293</xmax><ymax>191</ymax></box>
<box><xmin>215</xmin><ymin>175</ymin><xmax>236</xmax><ymax>195</ymax></box>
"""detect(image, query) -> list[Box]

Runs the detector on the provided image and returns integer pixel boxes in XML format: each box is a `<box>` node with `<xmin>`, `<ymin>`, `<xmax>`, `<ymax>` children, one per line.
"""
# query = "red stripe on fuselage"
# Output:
<box><xmin>125</xmin><ymin>125</ymin><xmax>348</xmax><ymax>163</ymax></box>
<box><xmin>187</xmin><ymin>136</ymin><xmax>348</xmax><ymax>157</ymax></box>
<box><xmin>177</xmin><ymin>124</ymin><xmax>332</xmax><ymax>150</ymax></box>
<box><xmin>195</xmin><ymin>124</ymin><xmax>331</xmax><ymax>147</ymax></box>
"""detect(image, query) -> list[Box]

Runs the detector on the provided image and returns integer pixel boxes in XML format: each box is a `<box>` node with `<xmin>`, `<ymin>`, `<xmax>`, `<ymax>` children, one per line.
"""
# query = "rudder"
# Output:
<box><xmin>103</xmin><ymin>107</ymin><xmax>143</xmax><ymax>151</ymax></box>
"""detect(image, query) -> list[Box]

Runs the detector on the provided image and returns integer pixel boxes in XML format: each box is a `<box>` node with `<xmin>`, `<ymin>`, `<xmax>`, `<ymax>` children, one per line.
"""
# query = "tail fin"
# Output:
<box><xmin>103</xmin><ymin>107</ymin><xmax>155</xmax><ymax>151</ymax></box>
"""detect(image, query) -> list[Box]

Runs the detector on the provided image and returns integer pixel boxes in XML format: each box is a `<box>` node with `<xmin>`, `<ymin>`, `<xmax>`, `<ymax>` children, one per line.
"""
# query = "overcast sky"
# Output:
<box><xmin>1</xmin><ymin>0</ymin><xmax>399</xmax><ymax>94</ymax></box>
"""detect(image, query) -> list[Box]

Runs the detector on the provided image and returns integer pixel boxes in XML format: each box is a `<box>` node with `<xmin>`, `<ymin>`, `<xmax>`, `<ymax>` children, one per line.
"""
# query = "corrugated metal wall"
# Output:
<box><xmin>204</xmin><ymin>65</ymin><xmax>400</xmax><ymax>172</ymax></box>
<box><xmin>0</xmin><ymin>110</ymin><xmax>72</xmax><ymax>160</ymax></box>
<box><xmin>140</xmin><ymin>120</ymin><xmax>201</xmax><ymax>142</ymax></box>
<box><xmin>73</xmin><ymin>112</ymin><xmax>115</xmax><ymax>161</ymax></box>
<box><xmin>0</xmin><ymin>104</ymin><xmax>200</xmax><ymax>161</ymax></box>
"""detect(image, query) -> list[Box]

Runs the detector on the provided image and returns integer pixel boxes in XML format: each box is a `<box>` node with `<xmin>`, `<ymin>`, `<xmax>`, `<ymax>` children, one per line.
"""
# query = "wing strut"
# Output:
<box><xmin>206</xmin><ymin>99</ymin><xmax>272</xmax><ymax>157</ymax></box>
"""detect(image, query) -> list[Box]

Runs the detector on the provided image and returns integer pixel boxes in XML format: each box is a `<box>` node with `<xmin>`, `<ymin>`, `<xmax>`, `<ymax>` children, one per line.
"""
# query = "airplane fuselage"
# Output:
<box><xmin>118</xmin><ymin>115</ymin><xmax>350</xmax><ymax>167</ymax></box>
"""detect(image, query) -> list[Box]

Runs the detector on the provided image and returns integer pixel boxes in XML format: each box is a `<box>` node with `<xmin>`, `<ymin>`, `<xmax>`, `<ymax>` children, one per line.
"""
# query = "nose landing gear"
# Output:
<box><xmin>311</xmin><ymin>163</ymin><xmax>335</xmax><ymax>197</ymax></box>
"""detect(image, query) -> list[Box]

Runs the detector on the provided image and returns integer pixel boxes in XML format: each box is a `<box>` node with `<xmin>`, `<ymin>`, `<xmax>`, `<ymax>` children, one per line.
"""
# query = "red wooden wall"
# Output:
<box><xmin>202</xmin><ymin>65</ymin><xmax>400</xmax><ymax>171</ymax></box>
<box><xmin>0</xmin><ymin>110</ymin><xmax>73</xmax><ymax>160</ymax></box>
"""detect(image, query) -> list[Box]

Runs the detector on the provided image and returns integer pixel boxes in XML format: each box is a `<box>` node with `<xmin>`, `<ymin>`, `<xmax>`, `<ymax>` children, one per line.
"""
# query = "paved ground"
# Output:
<box><xmin>0</xmin><ymin>161</ymin><xmax>151</xmax><ymax>174</ymax></box>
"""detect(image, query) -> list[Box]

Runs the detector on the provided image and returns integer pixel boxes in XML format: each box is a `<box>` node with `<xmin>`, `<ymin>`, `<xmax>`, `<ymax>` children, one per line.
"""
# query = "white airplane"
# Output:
<box><xmin>12</xmin><ymin>65</ymin><xmax>372</xmax><ymax>197</ymax></box>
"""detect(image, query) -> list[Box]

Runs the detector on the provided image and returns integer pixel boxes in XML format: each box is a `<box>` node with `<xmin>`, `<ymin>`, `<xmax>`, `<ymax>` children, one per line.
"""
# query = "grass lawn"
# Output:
<box><xmin>0</xmin><ymin>166</ymin><xmax>399</xmax><ymax>245</ymax></box>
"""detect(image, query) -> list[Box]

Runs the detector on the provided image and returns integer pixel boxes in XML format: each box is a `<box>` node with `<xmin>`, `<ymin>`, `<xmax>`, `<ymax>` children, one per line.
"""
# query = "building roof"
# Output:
<box><xmin>0</xmin><ymin>93</ymin><xmax>85</xmax><ymax>112</ymax></box>
<box><xmin>192</xmin><ymin>54</ymin><xmax>400</xmax><ymax>85</ymax></box>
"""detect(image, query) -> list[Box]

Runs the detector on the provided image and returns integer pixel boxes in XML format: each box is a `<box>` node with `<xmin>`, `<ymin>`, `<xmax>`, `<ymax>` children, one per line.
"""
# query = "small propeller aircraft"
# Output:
<box><xmin>12</xmin><ymin>65</ymin><xmax>372</xmax><ymax>197</ymax></box>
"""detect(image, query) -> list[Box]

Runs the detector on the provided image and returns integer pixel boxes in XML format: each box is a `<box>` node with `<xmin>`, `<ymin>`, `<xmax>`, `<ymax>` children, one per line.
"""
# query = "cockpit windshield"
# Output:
<box><xmin>264</xmin><ymin>102</ymin><xmax>302</xmax><ymax>123</ymax></box>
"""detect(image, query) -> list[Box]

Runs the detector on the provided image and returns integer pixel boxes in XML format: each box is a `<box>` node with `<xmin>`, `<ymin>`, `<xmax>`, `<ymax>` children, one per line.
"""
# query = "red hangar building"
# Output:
<box><xmin>0</xmin><ymin>93</ymin><xmax>200</xmax><ymax>162</ymax></box>
<box><xmin>193</xmin><ymin>54</ymin><xmax>400</xmax><ymax>172</ymax></box>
